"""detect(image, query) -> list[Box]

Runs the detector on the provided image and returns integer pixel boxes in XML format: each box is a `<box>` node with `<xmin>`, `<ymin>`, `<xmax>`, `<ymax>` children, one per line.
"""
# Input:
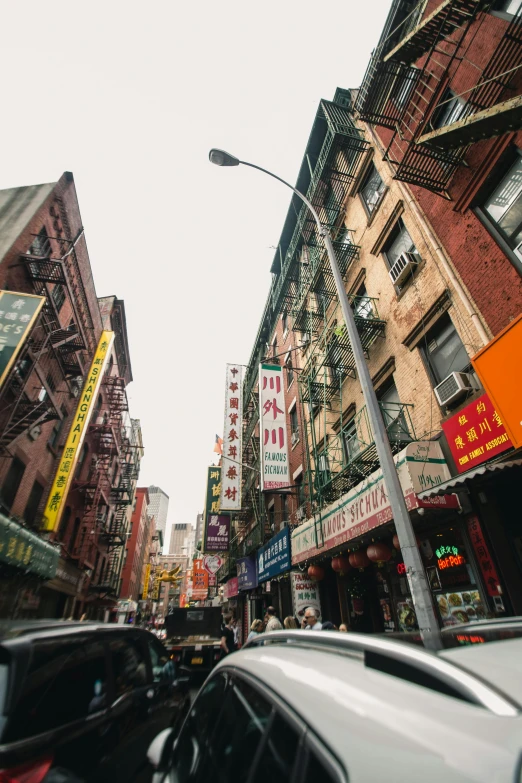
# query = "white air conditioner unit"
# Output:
<box><xmin>434</xmin><ymin>371</ymin><xmax>474</xmax><ymax>407</ymax></box>
<box><xmin>291</xmin><ymin>431</ymin><xmax>299</xmax><ymax>446</ymax></box>
<box><xmin>389</xmin><ymin>252</ymin><xmax>419</xmax><ymax>287</ymax></box>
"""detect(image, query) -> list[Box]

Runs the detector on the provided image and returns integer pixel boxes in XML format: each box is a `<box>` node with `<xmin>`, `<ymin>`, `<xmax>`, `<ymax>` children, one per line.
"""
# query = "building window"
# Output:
<box><xmin>282</xmin><ymin>312</ymin><xmax>288</xmax><ymax>335</ymax></box>
<box><xmin>286</xmin><ymin>355</ymin><xmax>294</xmax><ymax>387</ymax></box>
<box><xmin>23</xmin><ymin>480</ymin><xmax>45</xmax><ymax>526</ymax></box>
<box><xmin>378</xmin><ymin>382</ymin><xmax>411</xmax><ymax>444</ymax></box>
<box><xmin>479</xmin><ymin>150</ymin><xmax>522</xmax><ymax>267</ymax></box>
<box><xmin>48</xmin><ymin>406</ymin><xmax>67</xmax><ymax>449</ymax></box>
<box><xmin>315</xmin><ymin>275</ymin><xmax>329</xmax><ymax>313</ymax></box>
<box><xmin>268</xmin><ymin>504</ymin><xmax>275</xmax><ymax>530</ymax></box>
<box><xmin>492</xmin><ymin>0</ymin><xmax>521</xmax><ymax>15</ymax></box>
<box><xmin>430</xmin><ymin>88</ymin><xmax>467</xmax><ymax>131</ymax></box>
<box><xmin>296</xmin><ymin>473</ymin><xmax>305</xmax><ymax>507</ymax></box>
<box><xmin>382</xmin><ymin>218</ymin><xmax>421</xmax><ymax>271</ymax></box>
<box><xmin>69</xmin><ymin>517</ymin><xmax>81</xmax><ymax>551</ymax></box>
<box><xmin>342</xmin><ymin>419</ymin><xmax>360</xmax><ymax>464</ymax></box>
<box><xmin>29</xmin><ymin>226</ymin><xmax>51</xmax><ymax>257</ymax></box>
<box><xmin>419</xmin><ymin>315</ymin><xmax>470</xmax><ymax>386</ymax></box>
<box><xmin>352</xmin><ymin>283</ymin><xmax>373</xmax><ymax>320</ymax></box>
<box><xmin>272</xmin><ymin>337</ymin><xmax>278</xmax><ymax>361</ymax></box>
<box><xmin>76</xmin><ymin>443</ymin><xmax>89</xmax><ymax>477</ymax></box>
<box><xmin>281</xmin><ymin>494</ymin><xmax>288</xmax><ymax>523</ymax></box>
<box><xmin>1</xmin><ymin>457</ymin><xmax>26</xmax><ymax>511</ymax></box>
<box><xmin>51</xmin><ymin>284</ymin><xmax>66</xmax><ymax>312</ymax></box>
<box><xmin>290</xmin><ymin>406</ymin><xmax>298</xmax><ymax>439</ymax></box>
<box><xmin>359</xmin><ymin>164</ymin><xmax>386</xmax><ymax>217</ymax></box>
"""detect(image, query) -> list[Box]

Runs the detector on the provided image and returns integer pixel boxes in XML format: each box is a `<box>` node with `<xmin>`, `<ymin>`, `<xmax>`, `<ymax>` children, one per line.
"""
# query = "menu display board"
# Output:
<box><xmin>436</xmin><ymin>590</ymin><xmax>486</xmax><ymax>626</ymax></box>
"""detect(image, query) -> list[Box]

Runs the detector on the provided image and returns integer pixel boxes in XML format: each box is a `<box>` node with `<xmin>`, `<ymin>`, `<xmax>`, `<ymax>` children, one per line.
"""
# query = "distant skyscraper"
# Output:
<box><xmin>147</xmin><ymin>486</ymin><xmax>169</xmax><ymax>550</ymax></box>
<box><xmin>195</xmin><ymin>513</ymin><xmax>203</xmax><ymax>550</ymax></box>
<box><xmin>169</xmin><ymin>523</ymin><xmax>192</xmax><ymax>556</ymax></box>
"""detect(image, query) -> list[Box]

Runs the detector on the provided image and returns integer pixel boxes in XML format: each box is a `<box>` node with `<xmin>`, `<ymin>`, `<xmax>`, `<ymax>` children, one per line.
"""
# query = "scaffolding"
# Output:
<box><xmin>356</xmin><ymin>0</ymin><xmax>522</xmax><ymax>195</ymax></box>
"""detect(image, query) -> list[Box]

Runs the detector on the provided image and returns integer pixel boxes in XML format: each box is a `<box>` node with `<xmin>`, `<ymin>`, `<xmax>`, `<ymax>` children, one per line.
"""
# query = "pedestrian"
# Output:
<box><xmin>220</xmin><ymin>613</ymin><xmax>236</xmax><ymax>658</ymax></box>
<box><xmin>321</xmin><ymin>621</ymin><xmax>337</xmax><ymax>631</ymax></box>
<box><xmin>247</xmin><ymin>619</ymin><xmax>264</xmax><ymax>641</ymax></box>
<box><xmin>339</xmin><ymin>623</ymin><xmax>348</xmax><ymax>632</ymax></box>
<box><xmin>264</xmin><ymin>606</ymin><xmax>283</xmax><ymax>632</ymax></box>
<box><xmin>284</xmin><ymin>616</ymin><xmax>298</xmax><ymax>629</ymax></box>
<box><xmin>302</xmin><ymin>607</ymin><xmax>322</xmax><ymax>630</ymax></box>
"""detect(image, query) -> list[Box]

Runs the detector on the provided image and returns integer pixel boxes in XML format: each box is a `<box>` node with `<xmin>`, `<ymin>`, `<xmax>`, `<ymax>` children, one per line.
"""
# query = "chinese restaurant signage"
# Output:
<box><xmin>237</xmin><ymin>556</ymin><xmax>258</xmax><ymax>590</ymax></box>
<box><xmin>435</xmin><ymin>544</ymin><xmax>465</xmax><ymax>570</ymax></box>
<box><xmin>224</xmin><ymin>577</ymin><xmax>239</xmax><ymax>599</ymax></box>
<box><xmin>472</xmin><ymin>313</ymin><xmax>522</xmax><ymax>449</ymax></box>
<box><xmin>42</xmin><ymin>331</ymin><xmax>115</xmax><ymax>532</ymax></box>
<box><xmin>466</xmin><ymin>514</ymin><xmax>502</xmax><ymax>597</ymax></box>
<box><xmin>290</xmin><ymin>571</ymin><xmax>321</xmax><ymax>621</ymax></box>
<box><xmin>192</xmin><ymin>559</ymin><xmax>209</xmax><ymax>600</ymax></box>
<box><xmin>0</xmin><ymin>513</ymin><xmax>58</xmax><ymax>579</ymax></box>
<box><xmin>204</xmin><ymin>514</ymin><xmax>230</xmax><ymax>552</ymax></box>
<box><xmin>151</xmin><ymin>566</ymin><xmax>160</xmax><ymax>601</ymax></box>
<box><xmin>0</xmin><ymin>291</ymin><xmax>45</xmax><ymax>389</ymax></box>
<box><xmin>259</xmin><ymin>364</ymin><xmax>290</xmax><ymax>491</ymax></box>
<box><xmin>442</xmin><ymin>393</ymin><xmax>512</xmax><ymax>474</ymax></box>
<box><xmin>292</xmin><ymin>442</ymin><xmax>458</xmax><ymax>564</ymax></box>
<box><xmin>202</xmin><ymin>467</ymin><xmax>228</xmax><ymax>552</ymax></box>
<box><xmin>257</xmin><ymin>527</ymin><xmax>291</xmax><ymax>583</ymax></box>
<box><xmin>142</xmin><ymin>563</ymin><xmax>151</xmax><ymax>599</ymax></box>
<box><xmin>220</xmin><ymin>363</ymin><xmax>243</xmax><ymax>510</ymax></box>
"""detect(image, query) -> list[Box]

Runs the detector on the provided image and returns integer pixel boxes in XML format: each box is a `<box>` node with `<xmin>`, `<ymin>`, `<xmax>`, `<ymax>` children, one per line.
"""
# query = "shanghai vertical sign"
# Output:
<box><xmin>42</xmin><ymin>331</ymin><xmax>115</xmax><ymax>531</ymax></box>
<box><xmin>220</xmin><ymin>363</ymin><xmax>242</xmax><ymax>510</ymax></box>
<box><xmin>259</xmin><ymin>364</ymin><xmax>290</xmax><ymax>491</ymax></box>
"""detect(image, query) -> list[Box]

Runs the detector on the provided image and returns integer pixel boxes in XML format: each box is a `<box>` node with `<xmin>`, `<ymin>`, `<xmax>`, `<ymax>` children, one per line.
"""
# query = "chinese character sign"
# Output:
<box><xmin>142</xmin><ymin>564</ymin><xmax>151</xmax><ymax>599</ymax></box>
<box><xmin>237</xmin><ymin>556</ymin><xmax>258</xmax><ymax>590</ymax></box>
<box><xmin>442</xmin><ymin>393</ymin><xmax>512</xmax><ymax>474</ymax></box>
<box><xmin>257</xmin><ymin>527</ymin><xmax>291</xmax><ymax>583</ymax></box>
<box><xmin>259</xmin><ymin>364</ymin><xmax>290</xmax><ymax>491</ymax></box>
<box><xmin>204</xmin><ymin>514</ymin><xmax>230</xmax><ymax>552</ymax></box>
<box><xmin>193</xmin><ymin>559</ymin><xmax>209</xmax><ymax>599</ymax></box>
<box><xmin>220</xmin><ymin>363</ymin><xmax>243</xmax><ymax>510</ymax></box>
<box><xmin>290</xmin><ymin>571</ymin><xmax>321</xmax><ymax>622</ymax></box>
<box><xmin>42</xmin><ymin>331</ymin><xmax>115</xmax><ymax>532</ymax></box>
<box><xmin>0</xmin><ymin>291</ymin><xmax>45</xmax><ymax>389</ymax></box>
<box><xmin>466</xmin><ymin>515</ymin><xmax>502</xmax><ymax>597</ymax></box>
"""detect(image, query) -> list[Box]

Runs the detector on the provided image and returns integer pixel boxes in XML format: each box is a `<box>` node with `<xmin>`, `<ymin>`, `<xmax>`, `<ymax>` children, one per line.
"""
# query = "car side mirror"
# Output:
<box><xmin>148</xmin><ymin>728</ymin><xmax>174</xmax><ymax>770</ymax></box>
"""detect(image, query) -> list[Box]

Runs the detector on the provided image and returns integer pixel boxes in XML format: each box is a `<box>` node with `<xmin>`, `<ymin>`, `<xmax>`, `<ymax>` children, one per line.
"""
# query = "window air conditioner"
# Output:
<box><xmin>291</xmin><ymin>431</ymin><xmax>299</xmax><ymax>446</ymax></box>
<box><xmin>434</xmin><ymin>372</ymin><xmax>474</xmax><ymax>407</ymax></box>
<box><xmin>389</xmin><ymin>252</ymin><xmax>419</xmax><ymax>287</ymax></box>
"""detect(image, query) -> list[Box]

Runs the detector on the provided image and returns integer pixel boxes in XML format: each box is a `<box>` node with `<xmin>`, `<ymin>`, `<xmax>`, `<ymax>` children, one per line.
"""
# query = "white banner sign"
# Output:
<box><xmin>220</xmin><ymin>363</ymin><xmax>243</xmax><ymax>510</ymax></box>
<box><xmin>291</xmin><ymin>571</ymin><xmax>322</xmax><ymax>621</ymax></box>
<box><xmin>203</xmin><ymin>555</ymin><xmax>223</xmax><ymax>575</ymax></box>
<box><xmin>259</xmin><ymin>364</ymin><xmax>290</xmax><ymax>491</ymax></box>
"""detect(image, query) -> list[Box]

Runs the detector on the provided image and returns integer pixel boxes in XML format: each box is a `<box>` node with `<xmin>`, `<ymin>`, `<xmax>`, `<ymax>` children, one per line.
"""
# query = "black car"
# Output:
<box><xmin>0</xmin><ymin>621</ymin><xmax>191</xmax><ymax>783</ymax></box>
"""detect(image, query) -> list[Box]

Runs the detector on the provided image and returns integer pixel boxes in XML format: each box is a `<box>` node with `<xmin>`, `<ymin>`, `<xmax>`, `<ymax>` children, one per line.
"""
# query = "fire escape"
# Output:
<box><xmin>356</xmin><ymin>0</ymin><xmax>522</xmax><ymax>196</ymax></box>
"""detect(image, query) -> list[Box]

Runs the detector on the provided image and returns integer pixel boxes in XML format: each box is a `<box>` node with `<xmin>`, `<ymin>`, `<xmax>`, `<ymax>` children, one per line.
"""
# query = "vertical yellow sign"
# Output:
<box><xmin>142</xmin><ymin>563</ymin><xmax>151</xmax><ymax>599</ymax></box>
<box><xmin>42</xmin><ymin>330</ymin><xmax>115</xmax><ymax>532</ymax></box>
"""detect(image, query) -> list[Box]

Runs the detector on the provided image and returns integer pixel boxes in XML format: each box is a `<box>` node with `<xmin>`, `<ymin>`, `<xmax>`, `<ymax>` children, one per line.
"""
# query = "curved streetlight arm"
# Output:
<box><xmin>216</xmin><ymin>152</ymin><xmax>441</xmax><ymax>648</ymax></box>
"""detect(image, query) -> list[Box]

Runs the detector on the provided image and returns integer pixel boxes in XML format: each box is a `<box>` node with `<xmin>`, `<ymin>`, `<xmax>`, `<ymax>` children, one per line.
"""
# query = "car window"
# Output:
<box><xmin>170</xmin><ymin>672</ymin><xmax>228</xmax><ymax>782</ymax></box>
<box><xmin>303</xmin><ymin>745</ymin><xmax>343</xmax><ymax>783</ymax></box>
<box><xmin>252</xmin><ymin>709</ymin><xmax>301</xmax><ymax>783</ymax></box>
<box><xmin>109</xmin><ymin>637</ymin><xmax>149</xmax><ymax>696</ymax></box>
<box><xmin>208</xmin><ymin>677</ymin><xmax>272</xmax><ymax>783</ymax></box>
<box><xmin>4</xmin><ymin>639</ymin><xmax>107</xmax><ymax>741</ymax></box>
<box><xmin>147</xmin><ymin>636</ymin><xmax>175</xmax><ymax>683</ymax></box>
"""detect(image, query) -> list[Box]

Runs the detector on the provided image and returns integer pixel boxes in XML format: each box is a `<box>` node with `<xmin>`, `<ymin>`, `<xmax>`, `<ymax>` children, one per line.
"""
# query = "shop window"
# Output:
<box><xmin>51</xmin><ymin>283</ymin><xmax>66</xmax><ymax>313</ymax></box>
<box><xmin>23</xmin><ymin>480</ymin><xmax>45</xmax><ymax>526</ymax></box>
<box><xmin>4</xmin><ymin>640</ymin><xmax>107</xmax><ymax>741</ymax></box>
<box><xmin>1</xmin><ymin>457</ymin><xmax>26</xmax><ymax>511</ymax></box>
<box><xmin>382</xmin><ymin>218</ymin><xmax>421</xmax><ymax>278</ymax></box>
<box><xmin>476</xmin><ymin>148</ymin><xmax>522</xmax><ymax>272</ymax></box>
<box><xmin>419</xmin><ymin>315</ymin><xmax>470</xmax><ymax>386</ymax></box>
<box><xmin>286</xmin><ymin>355</ymin><xmax>294</xmax><ymax>387</ymax></box>
<box><xmin>359</xmin><ymin>164</ymin><xmax>386</xmax><ymax>217</ymax></box>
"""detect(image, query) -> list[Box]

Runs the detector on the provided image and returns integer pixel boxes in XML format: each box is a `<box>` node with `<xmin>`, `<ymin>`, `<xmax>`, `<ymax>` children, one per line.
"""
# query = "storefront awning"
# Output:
<box><xmin>0</xmin><ymin>513</ymin><xmax>59</xmax><ymax>579</ymax></box>
<box><xmin>418</xmin><ymin>458</ymin><xmax>522</xmax><ymax>499</ymax></box>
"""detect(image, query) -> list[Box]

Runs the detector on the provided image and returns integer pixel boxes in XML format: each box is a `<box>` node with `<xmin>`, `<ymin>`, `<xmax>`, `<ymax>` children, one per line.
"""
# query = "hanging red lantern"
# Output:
<box><xmin>331</xmin><ymin>556</ymin><xmax>351</xmax><ymax>576</ymax></box>
<box><xmin>349</xmin><ymin>550</ymin><xmax>370</xmax><ymax>570</ymax></box>
<box><xmin>308</xmin><ymin>564</ymin><xmax>325</xmax><ymax>581</ymax></box>
<box><xmin>367</xmin><ymin>542</ymin><xmax>392</xmax><ymax>566</ymax></box>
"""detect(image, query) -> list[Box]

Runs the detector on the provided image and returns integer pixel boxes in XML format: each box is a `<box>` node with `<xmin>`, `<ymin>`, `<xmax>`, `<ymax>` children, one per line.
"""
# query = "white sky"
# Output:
<box><xmin>1</xmin><ymin>0</ymin><xmax>391</xmax><ymax>547</ymax></box>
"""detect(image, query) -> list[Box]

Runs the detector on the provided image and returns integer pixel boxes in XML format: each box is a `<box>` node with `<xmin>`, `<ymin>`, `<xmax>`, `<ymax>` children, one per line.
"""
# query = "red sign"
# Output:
<box><xmin>437</xmin><ymin>553</ymin><xmax>465</xmax><ymax>569</ymax></box>
<box><xmin>192</xmin><ymin>559</ymin><xmax>209</xmax><ymax>599</ymax></box>
<box><xmin>224</xmin><ymin>577</ymin><xmax>238</xmax><ymax>598</ymax></box>
<box><xmin>466</xmin><ymin>515</ymin><xmax>502</xmax><ymax>597</ymax></box>
<box><xmin>442</xmin><ymin>393</ymin><xmax>512</xmax><ymax>474</ymax></box>
<box><xmin>179</xmin><ymin>593</ymin><xmax>188</xmax><ymax>607</ymax></box>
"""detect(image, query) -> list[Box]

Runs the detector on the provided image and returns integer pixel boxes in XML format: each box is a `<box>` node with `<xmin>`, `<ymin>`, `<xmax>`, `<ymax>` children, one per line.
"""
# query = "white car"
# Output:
<box><xmin>148</xmin><ymin>625</ymin><xmax>522</xmax><ymax>782</ymax></box>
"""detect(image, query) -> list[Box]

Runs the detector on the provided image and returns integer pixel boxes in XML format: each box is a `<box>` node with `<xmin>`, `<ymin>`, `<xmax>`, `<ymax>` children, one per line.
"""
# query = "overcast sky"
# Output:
<box><xmin>1</xmin><ymin>0</ymin><xmax>391</xmax><ymax>548</ymax></box>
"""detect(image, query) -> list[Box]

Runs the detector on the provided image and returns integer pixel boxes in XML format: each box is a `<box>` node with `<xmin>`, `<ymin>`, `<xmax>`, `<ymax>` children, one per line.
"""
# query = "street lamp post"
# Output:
<box><xmin>209</xmin><ymin>149</ymin><xmax>441</xmax><ymax>649</ymax></box>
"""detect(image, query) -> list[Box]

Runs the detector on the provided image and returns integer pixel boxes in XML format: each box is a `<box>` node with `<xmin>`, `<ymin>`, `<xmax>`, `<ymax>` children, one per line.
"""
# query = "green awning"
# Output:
<box><xmin>0</xmin><ymin>514</ymin><xmax>59</xmax><ymax>579</ymax></box>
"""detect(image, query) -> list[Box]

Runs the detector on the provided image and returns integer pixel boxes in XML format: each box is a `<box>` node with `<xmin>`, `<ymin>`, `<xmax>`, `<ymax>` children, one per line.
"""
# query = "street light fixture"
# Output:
<box><xmin>209</xmin><ymin>148</ymin><xmax>441</xmax><ymax>649</ymax></box>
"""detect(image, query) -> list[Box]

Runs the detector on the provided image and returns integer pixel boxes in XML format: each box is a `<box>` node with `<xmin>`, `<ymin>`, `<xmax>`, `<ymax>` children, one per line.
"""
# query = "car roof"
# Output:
<box><xmin>214</xmin><ymin>632</ymin><xmax>522</xmax><ymax>782</ymax></box>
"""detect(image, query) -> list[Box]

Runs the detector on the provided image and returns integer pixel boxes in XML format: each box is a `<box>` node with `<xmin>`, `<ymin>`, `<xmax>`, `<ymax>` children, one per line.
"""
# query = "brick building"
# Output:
<box><xmin>120</xmin><ymin>487</ymin><xmax>150</xmax><ymax>602</ymax></box>
<box><xmin>0</xmin><ymin>173</ymin><xmax>142</xmax><ymax>619</ymax></box>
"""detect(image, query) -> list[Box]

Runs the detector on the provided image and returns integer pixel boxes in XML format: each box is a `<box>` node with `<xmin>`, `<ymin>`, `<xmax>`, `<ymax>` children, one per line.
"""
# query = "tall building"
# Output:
<box><xmin>120</xmin><ymin>488</ymin><xmax>150</xmax><ymax>602</ymax></box>
<box><xmin>0</xmin><ymin>172</ymin><xmax>139</xmax><ymax>621</ymax></box>
<box><xmin>169</xmin><ymin>522</ymin><xmax>192</xmax><ymax>556</ymax></box>
<box><xmin>195</xmin><ymin>512</ymin><xmax>204</xmax><ymax>550</ymax></box>
<box><xmin>147</xmin><ymin>485</ymin><xmax>169</xmax><ymax>546</ymax></box>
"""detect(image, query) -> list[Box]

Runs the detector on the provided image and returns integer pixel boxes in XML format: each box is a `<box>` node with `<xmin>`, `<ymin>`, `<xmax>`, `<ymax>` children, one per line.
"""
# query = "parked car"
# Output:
<box><xmin>148</xmin><ymin>627</ymin><xmax>522</xmax><ymax>782</ymax></box>
<box><xmin>0</xmin><ymin>621</ymin><xmax>191</xmax><ymax>783</ymax></box>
